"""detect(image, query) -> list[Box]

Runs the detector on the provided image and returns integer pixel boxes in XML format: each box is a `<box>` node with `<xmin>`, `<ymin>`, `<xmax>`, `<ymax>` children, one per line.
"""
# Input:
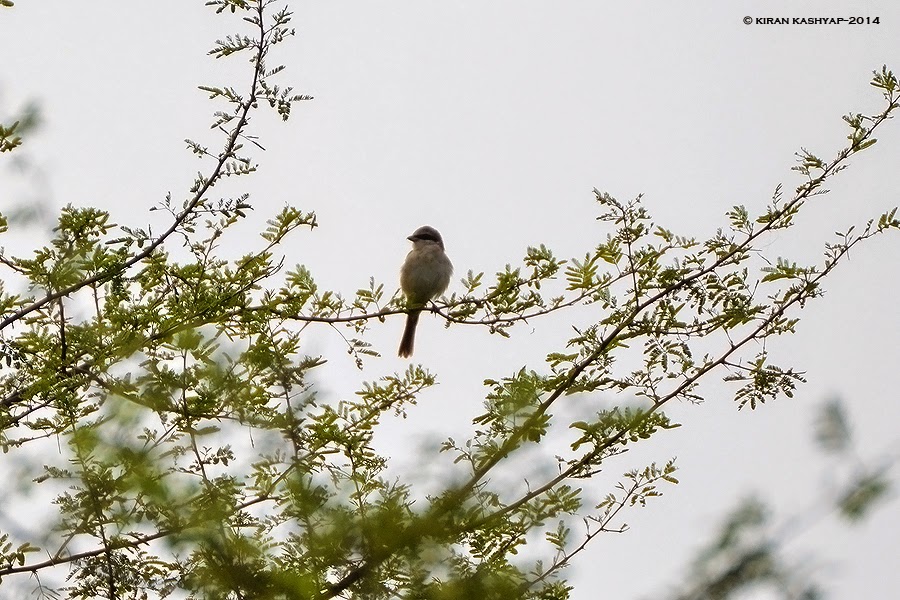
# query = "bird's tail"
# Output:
<box><xmin>398</xmin><ymin>310</ymin><xmax>420</xmax><ymax>358</ymax></box>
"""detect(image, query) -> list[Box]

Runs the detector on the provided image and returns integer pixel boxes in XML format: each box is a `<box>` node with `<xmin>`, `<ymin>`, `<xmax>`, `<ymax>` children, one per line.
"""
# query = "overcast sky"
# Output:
<box><xmin>2</xmin><ymin>1</ymin><xmax>899</xmax><ymax>598</ymax></box>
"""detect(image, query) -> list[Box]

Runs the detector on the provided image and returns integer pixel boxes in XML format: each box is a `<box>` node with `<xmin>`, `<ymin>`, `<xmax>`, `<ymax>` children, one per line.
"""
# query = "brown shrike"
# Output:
<box><xmin>398</xmin><ymin>225</ymin><xmax>453</xmax><ymax>358</ymax></box>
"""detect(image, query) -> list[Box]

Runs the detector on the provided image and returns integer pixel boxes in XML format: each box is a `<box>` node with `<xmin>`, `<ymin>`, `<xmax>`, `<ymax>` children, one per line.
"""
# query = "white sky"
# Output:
<box><xmin>2</xmin><ymin>1</ymin><xmax>899</xmax><ymax>598</ymax></box>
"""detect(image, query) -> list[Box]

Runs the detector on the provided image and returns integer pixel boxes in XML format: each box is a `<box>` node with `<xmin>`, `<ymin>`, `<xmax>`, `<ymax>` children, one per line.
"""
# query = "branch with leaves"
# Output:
<box><xmin>662</xmin><ymin>399</ymin><xmax>895</xmax><ymax>600</ymax></box>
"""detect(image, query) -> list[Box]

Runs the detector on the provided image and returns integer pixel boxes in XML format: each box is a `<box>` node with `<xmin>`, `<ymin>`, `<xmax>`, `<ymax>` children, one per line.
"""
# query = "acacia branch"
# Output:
<box><xmin>454</xmin><ymin>92</ymin><xmax>895</xmax><ymax>499</ymax></box>
<box><xmin>323</xmin><ymin>91</ymin><xmax>898</xmax><ymax>597</ymax></box>
<box><xmin>0</xmin><ymin>21</ymin><xmax>267</xmax><ymax>333</ymax></box>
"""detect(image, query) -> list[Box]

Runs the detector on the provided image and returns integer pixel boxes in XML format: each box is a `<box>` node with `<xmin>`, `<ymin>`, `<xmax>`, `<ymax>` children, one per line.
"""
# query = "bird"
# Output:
<box><xmin>398</xmin><ymin>225</ymin><xmax>453</xmax><ymax>358</ymax></box>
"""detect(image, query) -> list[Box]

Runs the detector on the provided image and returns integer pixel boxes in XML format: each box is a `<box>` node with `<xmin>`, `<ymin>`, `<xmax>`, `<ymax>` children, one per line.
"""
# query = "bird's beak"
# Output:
<box><xmin>407</xmin><ymin>235</ymin><xmax>416</xmax><ymax>242</ymax></box>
